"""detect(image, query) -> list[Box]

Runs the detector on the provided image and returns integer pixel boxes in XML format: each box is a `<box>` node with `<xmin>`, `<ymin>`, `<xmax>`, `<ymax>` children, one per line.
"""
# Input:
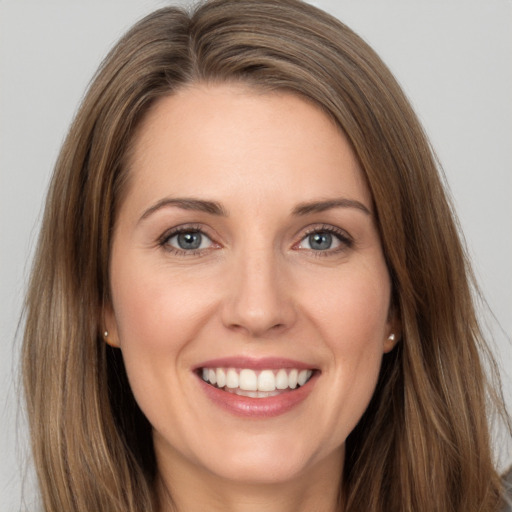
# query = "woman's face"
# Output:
<box><xmin>106</xmin><ymin>84</ymin><xmax>397</xmax><ymax>487</ymax></box>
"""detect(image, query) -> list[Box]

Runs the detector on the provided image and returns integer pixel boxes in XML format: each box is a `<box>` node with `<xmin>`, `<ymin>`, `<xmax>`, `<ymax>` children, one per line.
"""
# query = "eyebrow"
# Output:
<box><xmin>139</xmin><ymin>197</ymin><xmax>228</xmax><ymax>222</ymax></box>
<box><xmin>139</xmin><ymin>196</ymin><xmax>371</xmax><ymax>223</ymax></box>
<box><xmin>292</xmin><ymin>198</ymin><xmax>371</xmax><ymax>216</ymax></box>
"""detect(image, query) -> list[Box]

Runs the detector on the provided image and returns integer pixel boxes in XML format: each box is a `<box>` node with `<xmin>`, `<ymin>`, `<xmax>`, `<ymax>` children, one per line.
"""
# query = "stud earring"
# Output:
<box><xmin>388</xmin><ymin>333</ymin><xmax>395</xmax><ymax>341</ymax></box>
<box><xmin>102</xmin><ymin>330</ymin><xmax>119</xmax><ymax>348</ymax></box>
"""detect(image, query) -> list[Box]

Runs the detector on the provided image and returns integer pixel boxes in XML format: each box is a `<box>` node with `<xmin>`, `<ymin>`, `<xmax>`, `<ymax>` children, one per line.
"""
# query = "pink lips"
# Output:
<box><xmin>195</xmin><ymin>357</ymin><xmax>318</xmax><ymax>418</ymax></box>
<box><xmin>195</xmin><ymin>356</ymin><xmax>314</xmax><ymax>371</ymax></box>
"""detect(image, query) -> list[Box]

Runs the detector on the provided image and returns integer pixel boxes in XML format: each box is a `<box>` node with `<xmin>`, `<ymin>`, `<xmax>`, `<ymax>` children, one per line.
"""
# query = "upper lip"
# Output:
<box><xmin>194</xmin><ymin>356</ymin><xmax>317</xmax><ymax>371</ymax></box>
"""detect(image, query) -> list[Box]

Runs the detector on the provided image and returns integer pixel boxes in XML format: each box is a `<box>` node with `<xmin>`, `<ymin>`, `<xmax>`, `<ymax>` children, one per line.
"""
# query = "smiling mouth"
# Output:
<box><xmin>199</xmin><ymin>367</ymin><xmax>315</xmax><ymax>398</ymax></box>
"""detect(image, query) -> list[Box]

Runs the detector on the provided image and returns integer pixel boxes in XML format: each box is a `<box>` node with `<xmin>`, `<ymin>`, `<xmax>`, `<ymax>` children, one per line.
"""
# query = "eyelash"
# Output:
<box><xmin>157</xmin><ymin>223</ymin><xmax>353</xmax><ymax>256</ymax></box>
<box><xmin>297</xmin><ymin>224</ymin><xmax>353</xmax><ymax>257</ymax></box>
<box><xmin>158</xmin><ymin>224</ymin><xmax>213</xmax><ymax>256</ymax></box>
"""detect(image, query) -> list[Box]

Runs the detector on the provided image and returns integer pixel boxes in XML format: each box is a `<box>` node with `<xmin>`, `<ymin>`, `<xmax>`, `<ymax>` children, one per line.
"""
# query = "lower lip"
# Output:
<box><xmin>197</xmin><ymin>373</ymin><xmax>318</xmax><ymax>418</ymax></box>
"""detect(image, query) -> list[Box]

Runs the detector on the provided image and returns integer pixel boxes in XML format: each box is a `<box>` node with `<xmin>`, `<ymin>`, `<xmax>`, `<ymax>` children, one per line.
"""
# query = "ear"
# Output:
<box><xmin>102</xmin><ymin>303</ymin><xmax>121</xmax><ymax>348</ymax></box>
<box><xmin>383</xmin><ymin>313</ymin><xmax>401</xmax><ymax>353</ymax></box>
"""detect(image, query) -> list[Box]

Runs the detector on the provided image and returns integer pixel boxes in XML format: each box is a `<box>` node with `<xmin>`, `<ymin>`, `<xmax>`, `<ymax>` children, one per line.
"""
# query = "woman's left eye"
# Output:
<box><xmin>163</xmin><ymin>230</ymin><xmax>213</xmax><ymax>252</ymax></box>
<box><xmin>296</xmin><ymin>228</ymin><xmax>352</xmax><ymax>253</ymax></box>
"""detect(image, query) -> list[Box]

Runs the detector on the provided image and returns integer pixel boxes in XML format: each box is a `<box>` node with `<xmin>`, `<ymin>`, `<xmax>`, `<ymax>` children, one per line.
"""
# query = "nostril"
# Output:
<box><xmin>227</xmin><ymin>321</ymin><xmax>286</xmax><ymax>338</ymax></box>
<box><xmin>221</xmin><ymin>282</ymin><xmax>298</xmax><ymax>337</ymax></box>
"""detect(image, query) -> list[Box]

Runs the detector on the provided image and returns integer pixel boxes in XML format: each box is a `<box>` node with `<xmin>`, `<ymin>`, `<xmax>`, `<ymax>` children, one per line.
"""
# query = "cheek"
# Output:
<box><xmin>110</xmin><ymin>257</ymin><xmax>214</xmax><ymax>350</ymax></box>
<box><xmin>324</xmin><ymin>285</ymin><xmax>388</xmax><ymax>382</ymax></box>
<box><xmin>108</xmin><ymin>261</ymin><xmax>213</xmax><ymax>422</ymax></box>
<box><xmin>305</xmin><ymin>263</ymin><xmax>391</xmax><ymax>347</ymax></box>
<box><xmin>108</xmin><ymin>255</ymin><xmax>228</xmax><ymax>414</ymax></box>
<box><xmin>330</xmin><ymin>276</ymin><xmax>390</xmax><ymax>378</ymax></box>
<box><xmin>301</xmin><ymin>264</ymin><xmax>391</xmax><ymax>430</ymax></box>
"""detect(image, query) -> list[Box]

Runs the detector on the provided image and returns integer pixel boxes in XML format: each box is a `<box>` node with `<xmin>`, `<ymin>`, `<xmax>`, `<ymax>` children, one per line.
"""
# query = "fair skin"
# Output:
<box><xmin>105</xmin><ymin>83</ymin><xmax>397</xmax><ymax>512</ymax></box>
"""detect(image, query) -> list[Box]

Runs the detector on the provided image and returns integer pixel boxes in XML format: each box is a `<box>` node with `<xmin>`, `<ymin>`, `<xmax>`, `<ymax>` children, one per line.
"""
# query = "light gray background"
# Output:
<box><xmin>1</xmin><ymin>0</ymin><xmax>511</xmax><ymax>509</ymax></box>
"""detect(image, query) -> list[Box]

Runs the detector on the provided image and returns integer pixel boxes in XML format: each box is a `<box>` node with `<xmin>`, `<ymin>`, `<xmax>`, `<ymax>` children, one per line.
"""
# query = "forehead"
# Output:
<box><xmin>122</xmin><ymin>83</ymin><xmax>371</xmax><ymax>216</ymax></box>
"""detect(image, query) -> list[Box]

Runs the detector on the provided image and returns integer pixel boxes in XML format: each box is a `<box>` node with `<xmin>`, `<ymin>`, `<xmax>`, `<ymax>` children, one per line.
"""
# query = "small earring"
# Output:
<box><xmin>388</xmin><ymin>333</ymin><xmax>395</xmax><ymax>341</ymax></box>
<box><xmin>102</xmin><ymin>330</ymin><xmax>119</xmax><ymax>348</ymax></box>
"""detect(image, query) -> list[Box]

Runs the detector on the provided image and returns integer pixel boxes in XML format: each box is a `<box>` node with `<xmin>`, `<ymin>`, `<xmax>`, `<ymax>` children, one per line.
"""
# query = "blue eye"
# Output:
<box><xmin>297</xmin><ymin>227</ymin><xmax>351</xmax><ymax>253</ymax></box>
<box><xmin>307</xmin><ymin>232</ymin><xmax>334</xmax><ymax>250</ymax></box>
<box><xmin>164</xmin><ymin>230</ymin><xmax>213</xmax><ymax>252</ymax></box>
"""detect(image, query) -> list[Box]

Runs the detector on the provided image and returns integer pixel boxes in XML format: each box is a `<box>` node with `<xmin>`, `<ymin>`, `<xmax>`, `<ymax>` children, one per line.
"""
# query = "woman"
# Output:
<box><xmin>22</xmin><ymin>0</ymin><xmax>510</xmax><ymax>510</ymax></box>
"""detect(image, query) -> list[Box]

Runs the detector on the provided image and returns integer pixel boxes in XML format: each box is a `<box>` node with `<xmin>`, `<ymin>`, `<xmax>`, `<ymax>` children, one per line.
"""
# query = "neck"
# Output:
<box><xmin>156</xmin><ymin>446</ymin><xmax>344</xmax><ymax>512</ymax></box>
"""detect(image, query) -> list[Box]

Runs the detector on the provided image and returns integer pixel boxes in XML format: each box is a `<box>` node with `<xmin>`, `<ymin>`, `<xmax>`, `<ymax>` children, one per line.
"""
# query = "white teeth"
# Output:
<box><xmin>258</xmin><ymin>370</ymin><xmax>276</xmax><ymax>391</ymax></box>
<box><xmin>288</xmin><ymin>369</ymin><xmax>298</xmax><ymax>389</ymax></box>
<box><xmin>201</xmin><ymin>367</ymin><xmax>314</xmax><ymax>393</ymax></box>
<box><xmin>275</xmin><ymin>369</ymin><xmax>288</xmax><ymax>390</ymax></box>
<box><xmin>216</xmin><ymin>368</ymin><xmax>226</xmax><ymax>388</ymax></box>
<box><xmin>298</xmin><ymin>369</ymin><xmax>312</xmax><ymax>386</ymax></box>
<box><xmin>226</xmin><ymin>368</ymin><xmax>239</xmax><ymax>389</ymax></box>
<box><xmin>239</xmin><ymin>369</ymin><xmax>258</xmax><ymax>391</ymax></box>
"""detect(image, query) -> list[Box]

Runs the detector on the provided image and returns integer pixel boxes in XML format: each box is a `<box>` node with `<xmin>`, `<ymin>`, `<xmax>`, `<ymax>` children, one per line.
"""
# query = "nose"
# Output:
<box><xmin>221</xmin><ymin>247</ymin><xmax>297</xmax><ymax>338</ymax></box>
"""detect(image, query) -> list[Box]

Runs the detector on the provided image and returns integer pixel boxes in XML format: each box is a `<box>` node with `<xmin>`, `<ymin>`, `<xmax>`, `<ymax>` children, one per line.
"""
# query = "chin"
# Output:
<box><xmin>205</xmin><ymin>453</ymin><xmax>314</xmax><ymax>485</ymax></box>
<box><xmin>192</xmin><ymin>429</ymin><xmax>339</xmax><ymax>485</ymax></box>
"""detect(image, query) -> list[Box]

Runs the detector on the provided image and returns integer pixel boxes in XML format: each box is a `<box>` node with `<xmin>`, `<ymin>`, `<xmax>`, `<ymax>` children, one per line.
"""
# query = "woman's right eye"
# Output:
<box><xmin>161</xmin><ymin>229</ymin><xmax>214</xmax><ymax>253</ymax></box>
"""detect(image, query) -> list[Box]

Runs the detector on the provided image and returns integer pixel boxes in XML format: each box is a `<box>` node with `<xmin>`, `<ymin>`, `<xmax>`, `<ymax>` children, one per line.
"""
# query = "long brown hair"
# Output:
<box><xmin>22</xmin><ymin>1</ymin><xmax>509</xmax><ymax>510</ymax></box>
